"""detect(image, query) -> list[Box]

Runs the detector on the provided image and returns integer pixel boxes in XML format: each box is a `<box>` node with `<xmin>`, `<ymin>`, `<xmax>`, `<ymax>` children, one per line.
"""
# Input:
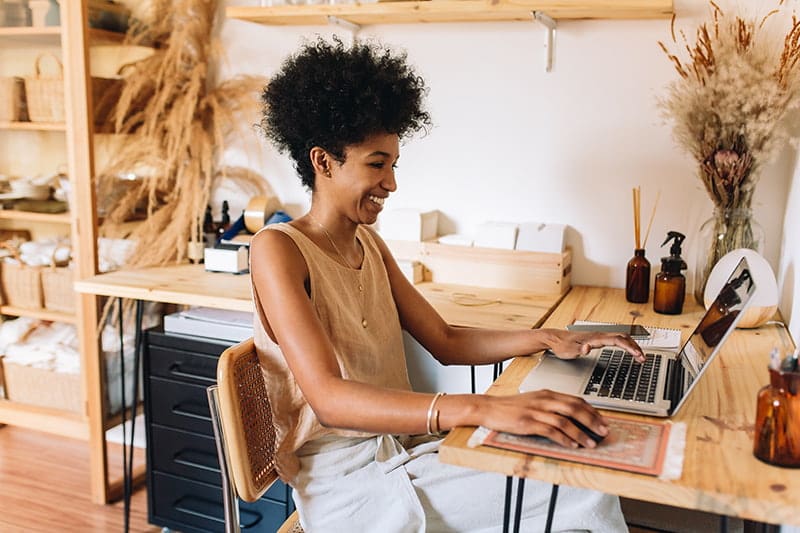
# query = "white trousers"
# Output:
<box><xmin>292</xmin><ymin>434</ymin><xmax>628</xmax><ymax>533</ymax></box>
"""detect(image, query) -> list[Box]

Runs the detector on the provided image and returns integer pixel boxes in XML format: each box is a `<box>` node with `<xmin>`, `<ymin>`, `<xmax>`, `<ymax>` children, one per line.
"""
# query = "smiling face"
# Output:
<box><xmin>321</xmin><ymin>132</ymin><xmax>400</xmax><ymax>226</ymax></box>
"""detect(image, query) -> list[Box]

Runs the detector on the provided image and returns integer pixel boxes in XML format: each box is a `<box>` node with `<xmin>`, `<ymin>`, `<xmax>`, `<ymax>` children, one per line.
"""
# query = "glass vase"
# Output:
<box><xmin>693</xmin><ymin>207</ymin><xmax>764</xmax><ymax>305</ymax></box>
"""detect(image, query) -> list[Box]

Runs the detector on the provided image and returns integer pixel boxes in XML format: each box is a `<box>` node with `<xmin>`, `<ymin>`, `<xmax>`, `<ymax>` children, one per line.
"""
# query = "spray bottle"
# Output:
<box><xmin>653</xmin><ymin>231</ymin><xmax>687</xmax><ymax>315</ymax></box>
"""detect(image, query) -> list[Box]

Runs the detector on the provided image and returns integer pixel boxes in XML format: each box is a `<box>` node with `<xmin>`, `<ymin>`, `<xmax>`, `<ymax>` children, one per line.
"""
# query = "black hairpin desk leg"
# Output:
<box><xmin>118</xmin><ymin>298</ymin><xmax>144</xmax><ymax>533</ymax></box>
<box><xmin>513</xmin><ymin>478</ymin><xmax>526</xmax><ymax>532</ymax></box>
<box><xmin>503</xmin><ymin>476</ymin><xmax>513</xmax><ymax>533</ymax></box>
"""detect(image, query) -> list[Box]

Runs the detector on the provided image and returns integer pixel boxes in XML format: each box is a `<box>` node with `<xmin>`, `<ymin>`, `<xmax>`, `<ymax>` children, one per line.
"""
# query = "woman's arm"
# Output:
<box><xmin>370</xmin><ymin>229</ymin><xmax>644</xmax><ymax>365</ymax></box>
<box><xmin>251</xmin><ymin>228</ymin><xmax>609</xmax><ymax>449</ymax></box>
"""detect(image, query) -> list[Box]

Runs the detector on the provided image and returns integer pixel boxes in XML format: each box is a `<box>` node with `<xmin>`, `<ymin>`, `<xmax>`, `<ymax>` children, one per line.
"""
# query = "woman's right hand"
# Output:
<box><xmin>480</xmin><ymin>391</ymin><xmax>608</xmax><ymax>449</ymax></box>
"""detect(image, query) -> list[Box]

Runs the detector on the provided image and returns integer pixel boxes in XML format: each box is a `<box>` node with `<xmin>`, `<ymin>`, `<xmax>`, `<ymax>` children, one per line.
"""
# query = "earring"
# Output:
<box><xmin>324</xmin><ymin>169</ymin><xmax>332</xmax><ymax>178</ymax></box>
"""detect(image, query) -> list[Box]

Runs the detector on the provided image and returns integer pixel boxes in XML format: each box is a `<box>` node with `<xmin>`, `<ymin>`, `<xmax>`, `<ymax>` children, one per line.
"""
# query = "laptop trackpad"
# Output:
<box><xmin>519</xmin><ymin>354</ymin><xmax>594</xmax><ymax>395</ymax></box>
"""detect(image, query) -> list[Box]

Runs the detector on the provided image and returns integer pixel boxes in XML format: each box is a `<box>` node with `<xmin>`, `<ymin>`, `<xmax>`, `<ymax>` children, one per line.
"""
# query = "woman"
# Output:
<box><xmin>250</xmin><ymin>37</ymin><xmax>643</xmax><ymax>532</ymax></box>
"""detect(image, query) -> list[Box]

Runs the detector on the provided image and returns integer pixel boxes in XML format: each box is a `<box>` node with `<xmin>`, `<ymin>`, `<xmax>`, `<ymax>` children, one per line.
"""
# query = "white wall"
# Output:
<box><xmin>216</xmin><ymin>0</ymin><xmax>800</xmax><ymax>350</ymax></box>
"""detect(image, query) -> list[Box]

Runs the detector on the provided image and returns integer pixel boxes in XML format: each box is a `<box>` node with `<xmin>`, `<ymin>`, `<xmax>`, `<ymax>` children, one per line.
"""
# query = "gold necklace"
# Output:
<box><xmin>307</xmin><ymin>214</ymin><xmax>368</xmax><ymax>329</ymax></box>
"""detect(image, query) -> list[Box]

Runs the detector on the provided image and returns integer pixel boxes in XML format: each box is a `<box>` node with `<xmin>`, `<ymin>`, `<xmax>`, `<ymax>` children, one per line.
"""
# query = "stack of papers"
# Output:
<box><xmin>163</xmin><ymin>307</ymin><xmax>254</xmax><ymax>342</ymax></box>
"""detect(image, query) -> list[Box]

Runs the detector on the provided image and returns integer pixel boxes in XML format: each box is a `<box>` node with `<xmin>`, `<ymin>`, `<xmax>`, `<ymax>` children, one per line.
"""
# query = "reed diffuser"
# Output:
<box><xmin>626</xmin><ymin>187</ymin><xmax>659</xmax><ymax>303</ymax></box>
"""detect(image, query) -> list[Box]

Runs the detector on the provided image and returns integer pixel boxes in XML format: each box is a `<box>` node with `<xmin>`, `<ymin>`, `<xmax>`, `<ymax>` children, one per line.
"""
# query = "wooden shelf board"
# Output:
<box><xmin>0</xmin><ymin>26</ymin><xmax>127</xmax><ymax>45</ymax></box>
<box><xmin>0</xmin><ymin>305</ymin><xmax>77</xmax><ymax>323</ymax></box>
<box><xmin>226</xmin><ymin>0</ymin><xmax>673</xmax><ymax>26</ymax></box>
<box><xmin>0</xmin><ymin>26</ymin><xmax>61</xmax><ymax>46</ymax></box>
<box><xmin>0</xmin><ymin>399</ymin><xmax>88</xmax><ymax>439</ymax></box>
<box><xmin>0</xmin><ymin>121</ymin><xmax>67</xmax><ymax>132</ymax></box>
<box><xmin>0</xmin><ymin>209</ymin><xmax>71</xmax><ymax>223</ymax></box>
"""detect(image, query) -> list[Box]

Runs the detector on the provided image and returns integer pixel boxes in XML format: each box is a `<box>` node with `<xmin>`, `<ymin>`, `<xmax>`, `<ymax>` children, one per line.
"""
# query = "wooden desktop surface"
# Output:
<box><xmin>438</xmin><ymin>285</ymin><xmax>799</xmax><ymax>526</ymax></box>
<box><xmin>74</xmin><ymin>263</ymin><xmax>565</xmax><ymax>330</ymax></box>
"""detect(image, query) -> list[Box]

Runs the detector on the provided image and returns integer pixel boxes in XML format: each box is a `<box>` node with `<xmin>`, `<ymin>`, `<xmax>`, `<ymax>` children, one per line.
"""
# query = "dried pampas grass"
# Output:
<box><xmin>96</xmin><ymin>0</ymin><xmax>269</xmax><ymax>268</ymax></box>
<box><xmin>658</xmin><ymin>0</ymin><xmax>800</xmax><ymax>210</ymax></box>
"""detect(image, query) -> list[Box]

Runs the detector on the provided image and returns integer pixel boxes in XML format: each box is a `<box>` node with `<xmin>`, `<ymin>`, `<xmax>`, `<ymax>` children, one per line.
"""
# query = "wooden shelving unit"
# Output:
<box><xmin>226</xmin><ymin>0</ymin><xmax>673</xmax><ymax>26</ymax></box>
<box><xmin>0</xmin><ymin>2</ymin><xmax>111</xmax><ymax>505</ymax></box>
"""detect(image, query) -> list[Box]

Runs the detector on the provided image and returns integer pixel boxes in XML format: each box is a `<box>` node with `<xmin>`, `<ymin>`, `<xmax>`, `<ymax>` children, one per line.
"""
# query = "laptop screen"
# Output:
<box><xmin>669</xmin><ymin>256</ymin><xmax>756</xmax><ymax>413</ymax></box>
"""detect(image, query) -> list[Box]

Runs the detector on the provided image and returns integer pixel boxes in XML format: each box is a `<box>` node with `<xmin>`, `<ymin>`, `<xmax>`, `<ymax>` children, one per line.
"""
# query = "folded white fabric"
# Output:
<box><xmin>4</xmin><ymin>322</ymin><xmax>80</xmax><ymax>374</ymax></box>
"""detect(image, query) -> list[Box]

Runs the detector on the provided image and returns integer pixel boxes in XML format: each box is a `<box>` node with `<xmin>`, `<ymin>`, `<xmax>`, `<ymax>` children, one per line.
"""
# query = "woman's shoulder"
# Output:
<box><xmin>251</xmin><ymin>222</ymin><xmax>305</xmax><ymax>257</ymax></box>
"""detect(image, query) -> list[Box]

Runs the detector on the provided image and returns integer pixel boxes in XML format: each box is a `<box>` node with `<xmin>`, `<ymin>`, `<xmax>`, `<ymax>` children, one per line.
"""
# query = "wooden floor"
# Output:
<box><xmin>0</xmin><ymin>424</ymin><xmax>157</xmax><ymax>533</ymax></box>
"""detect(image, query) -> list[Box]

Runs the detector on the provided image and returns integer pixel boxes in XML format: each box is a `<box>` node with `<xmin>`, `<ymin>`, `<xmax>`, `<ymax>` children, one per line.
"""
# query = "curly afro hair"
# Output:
<box><xmin>260</xmin><ymin>37</ymin><xmax>431</xmax><ymax>190</ymax></box>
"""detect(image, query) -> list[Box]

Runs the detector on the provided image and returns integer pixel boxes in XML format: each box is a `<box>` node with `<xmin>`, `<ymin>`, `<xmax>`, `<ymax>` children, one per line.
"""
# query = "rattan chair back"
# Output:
<box><xmin>215</xmin><ymin>337</ymin><xmax>278</xmax><ymax>502</ymax></box>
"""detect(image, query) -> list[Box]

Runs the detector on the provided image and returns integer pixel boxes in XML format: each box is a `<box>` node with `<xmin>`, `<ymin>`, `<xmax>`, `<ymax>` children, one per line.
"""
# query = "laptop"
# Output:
<box><xmin>519</xmin><ymin>256</ymin><xmax>756</xmax><ymax>417</ymax></box>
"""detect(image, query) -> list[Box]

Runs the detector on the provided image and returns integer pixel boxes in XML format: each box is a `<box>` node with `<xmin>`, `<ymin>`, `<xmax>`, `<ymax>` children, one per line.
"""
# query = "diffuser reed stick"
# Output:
<box><xmin>632</xmin><ymin>186</ymin><xmax>641</xmax><ymax>249</ymax></box>
<box><xmin>642</xmin><ymin>190</ymin><xmax>660</xmax><ymax>248</ymax></box>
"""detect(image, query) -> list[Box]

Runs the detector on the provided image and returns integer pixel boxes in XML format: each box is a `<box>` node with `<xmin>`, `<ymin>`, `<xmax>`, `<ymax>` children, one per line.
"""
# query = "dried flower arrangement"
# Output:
<box><xmin>658</xmin><ymin>0</ymin><xmax>800</xmax><ymax>302</ymax></box>
<box><xmin>96</xmin><ymin>0</ymin><xmax>270</xmax><ymax>268</ymax></box>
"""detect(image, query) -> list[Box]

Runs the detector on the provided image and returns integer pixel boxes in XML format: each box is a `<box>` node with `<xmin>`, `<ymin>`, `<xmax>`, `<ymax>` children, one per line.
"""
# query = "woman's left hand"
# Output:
<box><xmin>545</xmin><ymin>330</ymin><xmax>645</xmax><ymax>363</ymax></box>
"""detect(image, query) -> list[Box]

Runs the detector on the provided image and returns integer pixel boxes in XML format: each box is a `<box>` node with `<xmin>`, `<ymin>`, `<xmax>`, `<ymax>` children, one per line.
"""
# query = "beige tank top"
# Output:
<box><xmin>251</xmin><ymin>223</ymin><xmax>412</xmax><ymax>482</ymax></box>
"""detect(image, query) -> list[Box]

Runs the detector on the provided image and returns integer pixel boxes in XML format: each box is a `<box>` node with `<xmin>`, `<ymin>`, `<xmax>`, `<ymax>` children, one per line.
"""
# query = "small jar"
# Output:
<box><xmin>753</xmin><ymin>366</ymin><xmax>800</xmax><ymax>467</ymax></box>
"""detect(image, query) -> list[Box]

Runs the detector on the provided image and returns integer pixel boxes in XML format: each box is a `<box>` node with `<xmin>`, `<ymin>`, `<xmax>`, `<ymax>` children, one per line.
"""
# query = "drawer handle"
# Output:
<box><xmin>174</xmin><ymin>496</ymin><xmax>224</xmax><ymax>524</ymax></box>
<box><xmin>173</xmin><ymin>449</ymin><xmax>220</xmax><ymax>473</ymax></box>
<box><xmin>172</xmin><ymin>403</ymin><xmax>212</xmax><ymax>422</ymax></box>
<box><xmin>169</xmin><ymin>363</ymin><xmax>216</xmax><ymax>383</ymax></box>
<box><xmin>175</xmin><ymin>496</ymin><xmax>263</xmax><ymax>528</ymax></box>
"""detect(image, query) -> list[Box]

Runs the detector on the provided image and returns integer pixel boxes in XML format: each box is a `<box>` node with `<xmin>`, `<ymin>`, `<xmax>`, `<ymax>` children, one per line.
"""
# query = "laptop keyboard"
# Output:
<box><xmin>582</xmin><ymin>349</ymin><xmax>661</xmax><ymax>403</ymax></box>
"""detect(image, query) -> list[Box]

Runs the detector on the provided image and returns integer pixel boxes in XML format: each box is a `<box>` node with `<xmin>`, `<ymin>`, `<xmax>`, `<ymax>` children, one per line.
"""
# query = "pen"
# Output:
<box><xmin>769</xmin><ymin>347</ymin><xmax>780</xmax><ymax>370</ymax></box>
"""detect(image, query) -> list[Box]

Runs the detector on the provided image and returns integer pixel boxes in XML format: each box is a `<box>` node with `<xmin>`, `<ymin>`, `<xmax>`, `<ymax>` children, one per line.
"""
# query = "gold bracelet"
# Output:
<box><xmin>426</xmin><ymin>392</ymin><xmax>446</xmax><ymax>436</ymax></box>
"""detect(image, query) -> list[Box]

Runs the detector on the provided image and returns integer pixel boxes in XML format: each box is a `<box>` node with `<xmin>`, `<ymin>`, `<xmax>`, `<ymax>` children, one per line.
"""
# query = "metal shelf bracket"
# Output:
<box><xmin>327</xmin><ymin>16</ymin><xmax>362</xmax><ymax>43</ymax></box>
<box><xmin>532</xmin><ymin>11</ymin><xmax>557</xmax><ymax>72</ymax></box>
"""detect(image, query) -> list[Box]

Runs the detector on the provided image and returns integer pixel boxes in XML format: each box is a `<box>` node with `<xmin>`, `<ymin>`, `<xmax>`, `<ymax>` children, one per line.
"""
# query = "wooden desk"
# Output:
<box><xmin>439</xmin><ymin>286</ymin><xmax>799</xmax><ymax>527</ymax></box>
<box><xmin>75</xmin><ymin>264</ymin><xmax>566</xmax><ymax>329</ymax></box>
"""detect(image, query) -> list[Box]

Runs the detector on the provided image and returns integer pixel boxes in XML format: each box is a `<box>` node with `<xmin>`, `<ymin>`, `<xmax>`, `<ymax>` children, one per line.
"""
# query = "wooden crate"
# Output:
<box><xmin>1</xmin><ymin>360</ymin><xmax>82</xmax><ymax>413</ymax></box>
<box><xmin>385</xmin><ymin>239</ymin><xmax>571</xmax><ymax>295</ymax></box>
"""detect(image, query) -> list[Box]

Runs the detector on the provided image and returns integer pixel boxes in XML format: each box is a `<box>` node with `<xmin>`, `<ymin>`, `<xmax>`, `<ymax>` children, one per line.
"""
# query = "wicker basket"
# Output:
<box><xmin>0</xmin><ymin>76</ymin><xmax>27</xmax><ymax>122</ymax></box>
<box><xmin>1</xmin><ymin>260</ymin><xmax>44</xmax><ymax>310</ymax></box>
<box><xmin>2</xmin><ymin>359</ymin><xmax>82</xmax><ymax>413</ymax></box>
<box><xmin>42</xmin><ymin>265</ymin><xmax>75</xmax><ymax>313</ymax></box>
<box><xmin>24</xmin><ymin>53</ymin><xmax>65</xmax><ymax>123</ymax></box>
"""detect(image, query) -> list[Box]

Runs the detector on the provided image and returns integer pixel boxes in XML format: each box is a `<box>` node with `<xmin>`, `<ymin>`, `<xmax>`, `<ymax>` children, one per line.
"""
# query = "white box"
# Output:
<box><xmin>204</xmin><ymin>245</ymin><xmax>249</xmax><ymax>274</ymax></box>
<box><xmin>515</xmin><ymin>222</ymin><xmax>566</xmax><ymax>253</ymax></box>
<box><xmin>379</xmin><ymin>209</ymin><xmax>438</xmax><ymax>241</ymax></box>
<box><xmin>474</xmin><ymin>222</ymin><xmax>518</xmax><ymax>250</ymax></box>
<box><xmin>437</xmin><ymin>233</ymin><xmax>474</xmax><ymax>247</ymax></box>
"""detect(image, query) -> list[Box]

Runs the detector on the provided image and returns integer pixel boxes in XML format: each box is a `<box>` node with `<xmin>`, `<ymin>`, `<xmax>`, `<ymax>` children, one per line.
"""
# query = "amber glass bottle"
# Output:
<box><xmin>753</xmin><ymin>366</ymin><xmax>800</xmax><ymax>467</ymax></box>
<box><xmin>626</xmin><ymin>249</ymin><xmax>650</xmax><ymax>303</ymax></box>
<box><xmin>653</xmin><ymin>231</ymin><xmax>687</xmax><ymax>315</ymax></box>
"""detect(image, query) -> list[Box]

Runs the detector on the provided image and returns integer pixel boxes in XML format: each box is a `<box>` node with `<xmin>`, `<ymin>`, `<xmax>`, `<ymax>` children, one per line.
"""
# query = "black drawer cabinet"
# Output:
<box><xmin>144</xmin><ymin>328</ymin><xmax>294</xmax><ymax>533</ymax></box>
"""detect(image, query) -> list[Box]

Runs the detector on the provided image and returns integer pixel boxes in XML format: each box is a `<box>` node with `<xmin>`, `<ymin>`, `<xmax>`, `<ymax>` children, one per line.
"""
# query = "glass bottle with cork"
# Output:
<box><xmin>653</xmin><ymin>231</ymin><xmax>687</xmax><ymax>314</ymax></box>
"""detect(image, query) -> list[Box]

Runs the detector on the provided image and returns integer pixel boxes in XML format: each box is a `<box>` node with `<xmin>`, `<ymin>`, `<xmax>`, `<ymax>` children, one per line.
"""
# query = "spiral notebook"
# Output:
<box><xmin>569</xmin><ymin>321</ymin><xmax>681</xmax><ymax>350</ymax></box>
